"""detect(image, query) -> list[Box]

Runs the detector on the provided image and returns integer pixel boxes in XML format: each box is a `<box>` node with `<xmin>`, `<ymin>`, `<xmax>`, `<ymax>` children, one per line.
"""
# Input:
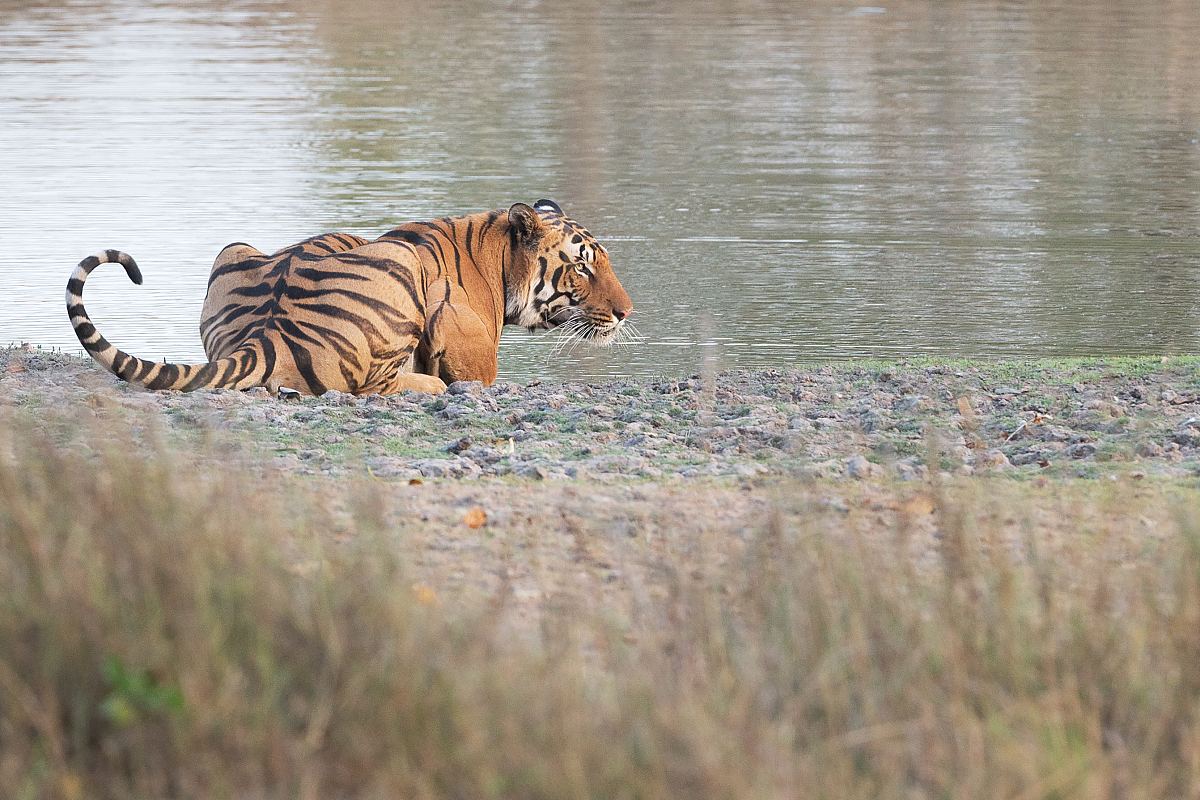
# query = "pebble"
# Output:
<box><xmin>846</xmin><ymin>454</ymin><xmax>878</xmax><ymax>479</ymax></box>
<box><xmin>321</xmin><ymin>389</ymin><xmax>359</xmax><ymax>406</ymax></box>
<box><xmin>516</xmin><ymin>464</ymin><xmax>548</xmax><ymax>480</ymax></box>
<box><xmin>447</xmin><ymin>380</ymin><xmax>484</xmax><ymax>396</ymax></box>
<box><xmin>975</xmin><ymin>449</ymin><xmax>1012</xmax><ymax>470</ymax></box>
<box><xmin>1066</xmin><ymin>443</ymin><xmax>1097</xmax><ymax>459</ymax></box>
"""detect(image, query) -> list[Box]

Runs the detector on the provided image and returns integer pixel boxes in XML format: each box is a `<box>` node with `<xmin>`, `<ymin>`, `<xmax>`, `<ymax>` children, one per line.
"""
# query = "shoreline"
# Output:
<box><xmin>2</xmin><ymin>346</ymin><xmax>1198</xmax><ymax>482</ymax></box>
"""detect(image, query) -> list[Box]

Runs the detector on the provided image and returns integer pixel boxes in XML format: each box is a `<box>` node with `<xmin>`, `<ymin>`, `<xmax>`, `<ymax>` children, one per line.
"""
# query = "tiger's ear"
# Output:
<box><xmin>534</xmin><ymin>198</ymin><xmax>563</xmax><ymax>214</ymax></box>
<box><xmin>508</xmin><ymin>202</ymin><xmax>544</xmax><ymax>244</ymax></box>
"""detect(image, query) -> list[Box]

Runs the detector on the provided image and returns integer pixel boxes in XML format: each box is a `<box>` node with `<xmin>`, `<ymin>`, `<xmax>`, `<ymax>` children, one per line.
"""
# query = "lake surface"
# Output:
<box><xmin>2</xmin><ymin>0</ymin><xmax>1198</xmax><ymax>382</ymax></box>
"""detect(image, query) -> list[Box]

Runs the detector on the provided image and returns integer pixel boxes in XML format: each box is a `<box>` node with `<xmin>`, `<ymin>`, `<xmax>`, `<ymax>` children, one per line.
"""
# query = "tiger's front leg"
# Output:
<box><xmin>418</xmin><ymin>280</ymin><xmax>499</xmax><ymax>386</ymax></box>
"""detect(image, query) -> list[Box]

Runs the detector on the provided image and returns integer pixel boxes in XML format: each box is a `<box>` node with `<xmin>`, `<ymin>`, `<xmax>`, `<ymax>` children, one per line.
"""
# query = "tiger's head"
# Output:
<box><xmin>504</xmin><ymin>199</ymin><xmax>633</xmax><ymax>347</ymax></box>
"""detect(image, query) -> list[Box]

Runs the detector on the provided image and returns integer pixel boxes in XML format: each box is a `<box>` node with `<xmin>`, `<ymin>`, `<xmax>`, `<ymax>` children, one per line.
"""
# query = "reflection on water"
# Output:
<box><xmin>2</xmin><ymin>0</ymin><xmax>1198</xmax><ymax>382</ymax></box>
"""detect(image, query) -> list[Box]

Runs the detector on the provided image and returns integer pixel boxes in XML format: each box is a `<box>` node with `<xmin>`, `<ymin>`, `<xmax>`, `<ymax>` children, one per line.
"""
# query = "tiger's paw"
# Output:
<box><xmin>390</xmin><ymin>373</ymin><xmax>448</xmax><ymax>396</ymax></box>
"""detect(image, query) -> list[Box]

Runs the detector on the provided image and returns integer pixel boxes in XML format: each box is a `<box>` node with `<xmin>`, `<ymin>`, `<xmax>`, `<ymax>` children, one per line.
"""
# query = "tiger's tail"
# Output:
<box><xmin>66</xmin><ymin>250</ymin><xmax>274</xmax><ymax>391</ymax></box>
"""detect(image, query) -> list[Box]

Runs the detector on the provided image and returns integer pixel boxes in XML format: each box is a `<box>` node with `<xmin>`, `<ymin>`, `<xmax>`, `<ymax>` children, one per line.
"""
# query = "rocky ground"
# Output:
<box><xmin>2</xmin><ymin>346</ymin><xmax>1199</xmax><ymax>483</ymax></box>
<box><xmin>4</xmin><ymin>345</ymin><xmax>1200</xmax><ymax>624</ymax></box>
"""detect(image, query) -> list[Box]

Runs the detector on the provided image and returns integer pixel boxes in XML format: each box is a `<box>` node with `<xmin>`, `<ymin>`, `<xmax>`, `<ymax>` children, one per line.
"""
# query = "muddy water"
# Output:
<box><xmin>2</xmin><ymin>1</ymin><xmax>1198</xmax><ymax>382</ymax></box>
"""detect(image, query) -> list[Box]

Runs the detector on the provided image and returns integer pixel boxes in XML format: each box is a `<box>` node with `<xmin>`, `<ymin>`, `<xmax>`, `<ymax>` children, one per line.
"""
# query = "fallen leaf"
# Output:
<box><xmin>956</xmin><ymin>396</ymin><xmax>978</xmax><ymax>430</ymax></box>
<box><xmin>464</xmin><ymin>507</ymin><xmax>488</xmax><ymax>529</ymax></box>
<box><xmin>411</xmin><ymin>584</ymin><xmax>438</xmax><ymax>606</ymax></box>
<box><xmin>58</xmin><ymin>774</ymin><xmax>83</xmax><ymax>800</ymax></box>
<box><xmin>900</xmin><ymin>495</ymin><xmax>936</xmax><ymax>516</ymax></box>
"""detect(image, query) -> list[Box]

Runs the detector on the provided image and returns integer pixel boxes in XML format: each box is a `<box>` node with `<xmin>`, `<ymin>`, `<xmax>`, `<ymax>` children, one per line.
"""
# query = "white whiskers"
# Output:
<box><xmin>549</xmin><ymin>317</ymin><xmax>592</xmax><ymax>357</ymax></box>
<box><xmin>544</xmin><ymin>314</ymin><xmax>644</xmax><ymax>361</ymax></box>
<box><xmin>614</xmin><ymin>321</ymin><xmax>645</xmax><ymax>350</ymax></box>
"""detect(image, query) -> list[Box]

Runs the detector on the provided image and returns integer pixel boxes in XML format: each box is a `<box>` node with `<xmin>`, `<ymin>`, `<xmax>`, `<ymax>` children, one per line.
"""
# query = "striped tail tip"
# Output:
<box><xmin>74</xmin><ymin>249</ymin><xmax>142</xmax><ymax>284</ymax></box>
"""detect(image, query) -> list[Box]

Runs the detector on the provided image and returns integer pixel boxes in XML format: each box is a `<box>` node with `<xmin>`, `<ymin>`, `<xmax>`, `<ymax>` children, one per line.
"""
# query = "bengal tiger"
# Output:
<box><xmin>66</xmin><ymin>200</ymin><xmax>633</xmax><ymax>395</ymax></box>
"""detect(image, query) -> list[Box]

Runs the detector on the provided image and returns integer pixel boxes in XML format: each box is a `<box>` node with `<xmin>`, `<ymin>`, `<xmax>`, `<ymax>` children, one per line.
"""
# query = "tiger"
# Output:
<box><xmin>65</xmin><ymin>200</ymin><xmax>633</xmax><ymax>396</ymax></box>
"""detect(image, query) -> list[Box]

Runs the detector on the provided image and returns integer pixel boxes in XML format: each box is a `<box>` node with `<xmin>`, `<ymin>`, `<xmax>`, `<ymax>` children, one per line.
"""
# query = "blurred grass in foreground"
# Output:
<box><xmin>2</xmin><ymin>414</ymin><xmax>1200</xmax><ymax>800</ymax></box>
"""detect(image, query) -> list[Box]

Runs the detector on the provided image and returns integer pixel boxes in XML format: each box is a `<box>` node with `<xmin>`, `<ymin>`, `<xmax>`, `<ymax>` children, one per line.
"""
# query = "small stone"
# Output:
<box><xmin>590</xmin><ymin>404</ymin><xmax>617</xmax><ymax>419</ymax></box>
<box><xmin>416</xmin><ymin>460</ymin><xmax>453</xmax><ymax>478</ymax></box>
<box><xmin>1009</xmin><ymin>450</ymin><xmax>1046</xmax><ymax>467</ymax></box>
<box><xmin>1135</xmin><ymin>441</ymin><xmax>1164</xmax><ymax>458</ymax></box>
<box><xmin>516</xmin><ymin>464</ymin><xmax>547</xmax><ymax>480</ymax></box>
<box><xmin>447</xmin><ymin>381</ymin><xmax>484</xmax><ymax>396</ymax></box>
<box><xmin>1083</xmin><ymin>399</ymin><xmax>1124</xmax><ymax>417</ymax></box>
<box><xmin>778</xmin><ymin>433</ymin><xmax>807</xmax><ymax>454</ymax></box>
<box><xmin>462</xmin><ymin>446</ymin><xmax>502</xmax><ymax>464</ymax></box>
<box><xmin>365</xmin><ymin>457</ymin><xmax>418</xmax><ymax>479</ymax></box>
<box><xmin>1171</xmin><ymin>429</ymin><xmax>1200</xmax><ymax>448</ymax></box>
<box><xmin>320</xmin><ymin>389</ymin><xmax>358</xmax><ymax>406</ymax></box>
<box><xmin>859</xmin><ymin>411</ymin><xmax>887</xmax><ymax>433</ymax></box>
<box><xmin>1067</xmin><ymin>443</ymin><xmax>1097</xmax><ymax>459</ymax></box>
<box><xmin>846</xmin><ymin>454</ymin><xmax>879</xmax><ymax>480</ymax></box>
<box><xmin>975</xmin><ymin>449</ymin><xmax>1011</xmax><ymax>470</ymax></box>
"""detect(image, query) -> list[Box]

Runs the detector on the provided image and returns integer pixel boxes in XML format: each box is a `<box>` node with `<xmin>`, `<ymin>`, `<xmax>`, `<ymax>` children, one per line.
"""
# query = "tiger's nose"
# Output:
<box><xmin>613</xmin><ymin>305</ymin><xmax>633</xmax><ymax>321</ymax></box>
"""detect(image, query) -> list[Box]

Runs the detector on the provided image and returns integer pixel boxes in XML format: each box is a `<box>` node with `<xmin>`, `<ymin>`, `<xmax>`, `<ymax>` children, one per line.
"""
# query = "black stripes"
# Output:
<box><xmin>257</xmin><ymin>334</ymin><xmax>277</xmax><ymax>381</ymax></box>
<box><xmin>179</xmin><ymin>361</ymin><xmax>219</xmax><ymax>391</ymax></box>
<box><xmin>144</xmin><ymin>363</ymin><xmax>180</xmax><ymax>390</ymax></box>
<box><xmin>67</xmin><ymin>249</ymin><xmax>145</xmax><ymax>375</ymax></box>
<box><xmin>75</xmin><ymin>249</ymin><xmax>143</xmax><ymax>284</ymax></box>
<box><xmin>383</xmin><ymin>229</ymin><xmax>427</xmax><ymax>247</ymax></box>
<box><xmin>230</xmin><ymin>282</ymin><xmax>274</xmax><ymax>297</ymax></box>
<box><xmin>279</xmin><ymin>329</ymin><xmax>326</xmax><ymax>395</ymax></box>
<box><xmin>134</xmin><ymin>358</ymin><xmax>157</xmax><ymax>382</ymax></box>
<box><xmin>209</xmin><ymin>256</ymin><xmax>267</xmax><ymax>286</ymax></box>
<box><xmin>73</xmin><ymin>322</ymin><xmax>100</xmax><ymax>350</ymax></box>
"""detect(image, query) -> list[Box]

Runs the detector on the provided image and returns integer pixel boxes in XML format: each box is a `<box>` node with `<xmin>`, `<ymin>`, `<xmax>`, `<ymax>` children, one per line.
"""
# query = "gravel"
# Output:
<box><xmin>3</xmin><ymin>346</ymin><xmax>1200</xmax><ymax>481</ymax></box>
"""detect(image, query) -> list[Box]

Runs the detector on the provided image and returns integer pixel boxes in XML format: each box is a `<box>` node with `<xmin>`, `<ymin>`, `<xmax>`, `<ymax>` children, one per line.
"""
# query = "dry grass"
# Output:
<box><xmin>2</xmin><ymin>413</ymin><xmax>1200</xmax><ymax>799</ymax></box>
